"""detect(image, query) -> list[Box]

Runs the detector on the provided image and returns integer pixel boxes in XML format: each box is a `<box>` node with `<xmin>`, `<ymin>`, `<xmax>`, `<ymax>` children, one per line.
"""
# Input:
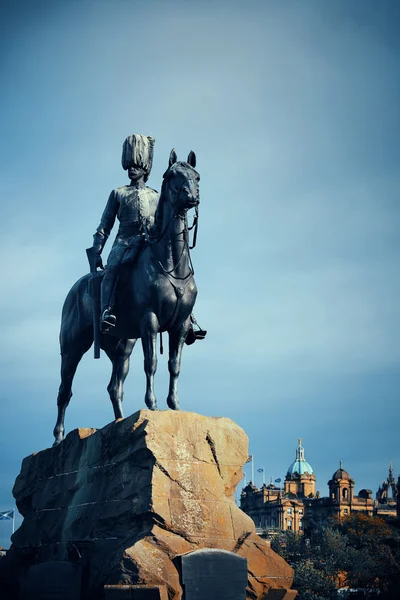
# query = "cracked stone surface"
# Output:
<box><xmin>12</xmin><ymin>410</ymin><xmax>295</xmax><ymax>599</ymax></box>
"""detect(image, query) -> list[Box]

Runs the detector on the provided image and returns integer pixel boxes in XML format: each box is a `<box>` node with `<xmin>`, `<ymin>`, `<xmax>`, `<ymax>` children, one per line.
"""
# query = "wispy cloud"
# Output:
<box><xmin>0</xmin><ymin>0</ymin><xmax>399</xmax><ymax>548</ymax></box>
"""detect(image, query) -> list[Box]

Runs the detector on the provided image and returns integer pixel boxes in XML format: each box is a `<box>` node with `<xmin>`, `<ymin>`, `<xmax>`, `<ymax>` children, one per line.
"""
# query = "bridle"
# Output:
<box><xmin>141</xmin><ymin>165</ymin><xmax>200</xmax><ymax>345</ymax></box>
<box><xmin>142</xmin><ymin>166</ymin><xmax>200</xmax><ymax>275</ymax></box>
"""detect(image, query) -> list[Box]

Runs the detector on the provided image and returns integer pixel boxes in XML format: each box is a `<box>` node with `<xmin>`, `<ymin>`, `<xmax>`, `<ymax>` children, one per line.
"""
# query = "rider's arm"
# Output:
<box><xmin>93</xmin><ymin>190</ymin><xmax>119</xmax><ymax>254</ymax></box>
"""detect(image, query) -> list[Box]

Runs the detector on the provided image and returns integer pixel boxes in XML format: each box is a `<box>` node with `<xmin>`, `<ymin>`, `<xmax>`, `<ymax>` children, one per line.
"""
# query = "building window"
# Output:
<box><xmin>344</xmin><ymin>509</ymin><xmax>348</xmax><ymax>515</ymax></box>
<box><xmin>299</xmin><ymin>520</ymin><xmax>303</xmax><ymax>531</ymax></box>
<box><xmin>299</xmin><ymin>509</ymin><xmax>303</xmax><ymax>515</ymax></box>
<box><xmin>287</xmin><ymin>520</ymin><xmax>292</xmax><ymax>531</ymax></box>
<box><xmin>343</xmin><ymin>488</ymin><xmax>348</xmax><ymax>500</ymax></box>
<box><xmin>287</xmin><ymin>508</ymin><xmax>293</xmax><ymax>515</ymax></box>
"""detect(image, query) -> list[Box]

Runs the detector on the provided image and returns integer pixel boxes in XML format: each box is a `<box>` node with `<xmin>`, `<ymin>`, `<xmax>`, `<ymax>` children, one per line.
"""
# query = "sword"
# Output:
<box><xmin>86</xmin><ymin>247</ymin><xmax>102</xmax><ymax>359</ymax></box>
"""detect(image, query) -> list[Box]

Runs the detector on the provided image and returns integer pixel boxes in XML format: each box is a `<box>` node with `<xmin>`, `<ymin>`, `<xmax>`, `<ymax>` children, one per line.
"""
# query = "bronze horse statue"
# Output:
<box><xmin>53</xmin><ymin>151</ymin><xmax>200</xmax><ymax>445</ymax></box>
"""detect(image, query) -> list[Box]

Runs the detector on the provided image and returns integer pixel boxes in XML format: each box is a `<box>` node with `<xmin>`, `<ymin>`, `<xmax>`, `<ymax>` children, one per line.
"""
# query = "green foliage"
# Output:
<box><xmin>293</xmin><ymin>560</ymin><xmax>337</xmax><ymax>600</ymax></box>
<box><xmin>332</xmin><ymin>513</ymin><xmax>392</xmax><ymax>549</ymax></box>
<box><xmin>332</xmin><ymin>514</ymin><xmax>400</xmax><ymax>593</ymax></box>
<box><xmin>271</xmin><ymin>531</ymin><xmax>306</xmax><ymax>562</ymax></box>
<box><xmin>272</xmin><ymin>515</ymin><xmax>400</xmax><ymax>599</ymax></box>
<box><xmin>271</xmin><ymin>531</ymin><xmax>338</xmax><ymax>599</ymax></box>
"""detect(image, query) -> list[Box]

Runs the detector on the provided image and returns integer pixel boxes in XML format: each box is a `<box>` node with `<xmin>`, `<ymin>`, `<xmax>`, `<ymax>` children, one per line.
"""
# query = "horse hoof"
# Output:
<box><xmin>145</xmin><ymin>397</ymin><xmax>158</xmax><ymax>411</ymax></box>
<box><xmin>167</xmin><ymin>397</ymin><xmax>180</xmax><ymax>410</ymax></box>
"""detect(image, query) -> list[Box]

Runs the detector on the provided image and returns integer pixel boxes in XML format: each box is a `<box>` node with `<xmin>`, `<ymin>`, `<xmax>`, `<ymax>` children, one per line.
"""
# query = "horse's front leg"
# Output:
<box><xmin>141</xmin><ymin>312</ymin><xmax>159</xmax><ymax>410</ymax></box>
<box><xmin>167</xmin><ymin>317</ymin><xmax>191</xmax><ymax>410</ymax></box>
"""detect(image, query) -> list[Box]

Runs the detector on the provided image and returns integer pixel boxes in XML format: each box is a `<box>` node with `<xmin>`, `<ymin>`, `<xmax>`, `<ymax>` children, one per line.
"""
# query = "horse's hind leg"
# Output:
<box><xmin>53</xmin><ymin>349</ymin><xmax>85</xmax><ymax>446</ymax></box>
<box><xmin>102</xmin><ymin>337</ymin><xmax>137</xmax><ymax>420</ymax></box>
<box><xmin>167</xmin><ymin>317</ymin><xmax>191</xmax><ymax>410</ymax></box>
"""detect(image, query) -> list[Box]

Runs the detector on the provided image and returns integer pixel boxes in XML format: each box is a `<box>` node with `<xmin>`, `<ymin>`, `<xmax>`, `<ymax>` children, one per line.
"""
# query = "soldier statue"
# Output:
<box><xmin>91</xmin><ymin>133</ymin><xmax>206</xmax><ymax>343</ymax></box>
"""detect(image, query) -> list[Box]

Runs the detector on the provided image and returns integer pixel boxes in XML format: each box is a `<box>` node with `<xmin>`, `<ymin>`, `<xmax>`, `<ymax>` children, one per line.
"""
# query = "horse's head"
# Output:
<box><xmin>161</xmin><ymin>149</ymin><xmax>200</xmax><ymax>215</ymax></box>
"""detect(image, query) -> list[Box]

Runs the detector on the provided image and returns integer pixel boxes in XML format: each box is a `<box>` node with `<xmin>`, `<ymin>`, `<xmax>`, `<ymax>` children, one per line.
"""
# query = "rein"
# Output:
<box><xmin>142</xmin><ymin>203</ymin><xmax>199</xmax><ymax>250</ymax></box>
<box><xmin>141</xmin><ymin>181</ymin><xmax>199</xmax><ymax>345</ymax></box>
<box><xmin>143</xmin><ymin>214</ymin><xmax>195</xmax><ymax>284</ymax></box>
<box><xmin>142</xmin><ymin>184</ymin><xmax>199</xmax><ymax>279</ymax></box>
<box><xmin>188</xmin><ymin>205</ymin><xmax>199</xmax><ymax>250</ymax></box>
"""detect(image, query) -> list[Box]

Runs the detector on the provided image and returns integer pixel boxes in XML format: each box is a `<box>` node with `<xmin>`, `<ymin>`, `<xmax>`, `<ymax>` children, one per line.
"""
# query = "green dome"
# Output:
<box><xmin>287</xmin><ymin>439</ymin><xmax>314</xmax><ymax>476</ymax></box>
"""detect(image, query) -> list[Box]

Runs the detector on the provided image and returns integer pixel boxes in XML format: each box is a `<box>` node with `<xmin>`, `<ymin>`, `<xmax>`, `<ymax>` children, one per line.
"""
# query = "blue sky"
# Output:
<box><xmin>1</xmin><ymin>0</ymin><xmax>399</xmax><ymax>548</ymax></box>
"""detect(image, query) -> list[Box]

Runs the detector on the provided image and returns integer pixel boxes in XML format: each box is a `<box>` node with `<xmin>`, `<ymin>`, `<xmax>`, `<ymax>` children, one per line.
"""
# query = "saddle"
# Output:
<box><xmin>121</xmin><ymin>239</ymin><xmax>147</xmax><ymax>265</ymax></box>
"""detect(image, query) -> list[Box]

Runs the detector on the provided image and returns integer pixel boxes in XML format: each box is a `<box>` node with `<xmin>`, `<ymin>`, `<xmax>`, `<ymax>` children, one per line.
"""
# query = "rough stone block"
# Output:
<box><xmin>18</xmin><ymin>561</ymin><xmax>82</xmax><ymax>600</ymax></box>
<box><xmin>11</xmin><ymin>410</ymin><xmax>296</xmax><ymax>599</ymax></box>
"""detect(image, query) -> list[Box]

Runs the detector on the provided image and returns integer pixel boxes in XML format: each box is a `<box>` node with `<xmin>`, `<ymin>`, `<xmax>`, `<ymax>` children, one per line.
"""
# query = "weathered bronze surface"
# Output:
<box><xmin>94</xmin><ymin>134</ymin><xmax>159</xmax><ymax>334</ymax></box>
<box><xmin>53</xmin><ymin>140</ymin><xmax>200</xmax><ymax>446</ymax></box>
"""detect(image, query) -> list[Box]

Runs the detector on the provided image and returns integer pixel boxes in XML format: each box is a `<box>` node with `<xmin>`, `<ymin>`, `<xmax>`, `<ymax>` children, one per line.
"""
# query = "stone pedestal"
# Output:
<box><xmin>11</xmin><ymin>411</ymin><xmax>296</xmax><ymax>599</ymax></box>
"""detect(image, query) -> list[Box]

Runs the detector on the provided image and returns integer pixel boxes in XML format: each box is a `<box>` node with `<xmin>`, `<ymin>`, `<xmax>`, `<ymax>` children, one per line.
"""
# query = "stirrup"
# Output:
<box><xmin>185</xmin><ymin>325</ymin><xmax>207</xmax><ymax>345</ymax></box>
<box><xmin>100</xmin><ymin>309</ymin><xmax>116</xmax><ymax>333</ymax></box>
<box><xmin>194</xmin><ymin>329</ymin><xmax>207</xmax><ymax>341</ymax></box>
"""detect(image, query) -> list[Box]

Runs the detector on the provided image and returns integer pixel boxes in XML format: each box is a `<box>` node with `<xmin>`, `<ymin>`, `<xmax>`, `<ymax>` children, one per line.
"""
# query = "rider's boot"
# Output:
<box><xmin>100</xmin><ymin>267</ymin><xmax>118</xmax><ymax>333</ymax></box>
<box><xmin>185</xmin><ymin>314</ymin><xmax>207</xmax><ymax>345</ymax></box>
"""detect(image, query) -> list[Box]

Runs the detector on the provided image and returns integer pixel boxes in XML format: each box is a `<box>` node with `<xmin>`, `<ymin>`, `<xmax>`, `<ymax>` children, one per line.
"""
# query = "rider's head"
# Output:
<box><xmin>122</xmin><ymin>134</ymin><xmax>155</xmax><ymax>183</ymax></box>
<box><xmin>127</xmin><ymin>165</ymin><xmax>146</xmax><ymax>181</ymax></box>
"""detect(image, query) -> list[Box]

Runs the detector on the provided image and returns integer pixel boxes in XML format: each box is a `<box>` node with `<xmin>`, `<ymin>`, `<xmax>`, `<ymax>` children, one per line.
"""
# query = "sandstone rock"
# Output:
<box><xmin>12</xmin><ymin>410</ymin><xmax>296</xmax><ymax>599</ymax></box>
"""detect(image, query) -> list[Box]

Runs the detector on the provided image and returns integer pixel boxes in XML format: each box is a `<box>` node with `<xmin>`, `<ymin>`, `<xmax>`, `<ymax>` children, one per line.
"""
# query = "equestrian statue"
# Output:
<box><xmin>53</xmin><ymin>134</ymin><xmax>206</xmax><ymax>446</ymax></box>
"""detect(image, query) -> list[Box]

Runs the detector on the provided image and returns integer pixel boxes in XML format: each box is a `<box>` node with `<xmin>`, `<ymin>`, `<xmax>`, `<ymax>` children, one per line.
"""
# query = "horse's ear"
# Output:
<box><xmin>169</xmin><ymin>149</ymin><xmax>178</xmax><ymax>167</ymax></box>
<box><xmin>187</xmin><ymin>150</ymin><xmax>196</xmax><ymax>168</ymax></box>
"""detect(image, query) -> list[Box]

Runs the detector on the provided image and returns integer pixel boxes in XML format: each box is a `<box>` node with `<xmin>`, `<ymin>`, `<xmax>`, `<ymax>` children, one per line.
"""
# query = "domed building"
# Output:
<box><xmin>328</xmin><ymin>462</ymin><xmax>355</xmax><ymax>503</ymax></box>
<box><xmin>240</xmin><ymin>440</ymin><xmax>375</xmax><ymax>537</ymax></box>
<box><xmin>240</xmin><ymin>438</ymin><xmax>318</xmax><ymax>534</ymax></box>
<box><xmin>284</xmin><ymin>438</ymin><xmax>316</xmax><ymax>499</ymax></box>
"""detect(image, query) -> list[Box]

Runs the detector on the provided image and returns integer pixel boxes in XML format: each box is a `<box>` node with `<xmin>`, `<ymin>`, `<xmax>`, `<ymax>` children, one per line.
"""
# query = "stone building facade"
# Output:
<box><xmin>397</xmin><ymin>475</ymin><xmax>400</xmax><ymax>519</ymax></box>
<box><xmin>240</xmin><ymin>439</ymin><xmax>377</xmax><ymax>536</ymax></box>
<box><xmin>374</xmin><ymin>464</ymin><xmax>398</xmax><ymax>520</ymax></box>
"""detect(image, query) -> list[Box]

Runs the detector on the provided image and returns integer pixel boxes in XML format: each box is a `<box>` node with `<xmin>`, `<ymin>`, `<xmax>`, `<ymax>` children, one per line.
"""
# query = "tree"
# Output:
<box><xmin>272</xmin><ymin>529</ymin><xmax>344</xmax><ymax>598</ymax></box>
<box><xmin>271</xmin><ymin>531</ymin><xmax>307</xmax><ymax>563</ymax></box>
<box><xmin>292</xmin><ymin>560</ymin><xmax>337</xmax><ymax>600</ymax></box>
<box><xmin>271</xmin><ymin>517</ymin><xmax>400</xmax><ymax>599</ymax></box>
<box><xmin>331</xmin><ymin>514</ymin><xmax>400</xmax><ymax>595</ymax></box>
<box><xmin>332</xmin><ymin>513</ymin><xmax>392</xmax><ymax>550</ymax></box>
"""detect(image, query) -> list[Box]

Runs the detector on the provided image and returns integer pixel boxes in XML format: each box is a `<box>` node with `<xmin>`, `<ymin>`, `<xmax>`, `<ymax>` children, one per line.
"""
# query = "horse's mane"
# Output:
<box><xmin>154</xmin><ymin>161</ymin><xmax>199</xmax><ymax>227</ymax></box>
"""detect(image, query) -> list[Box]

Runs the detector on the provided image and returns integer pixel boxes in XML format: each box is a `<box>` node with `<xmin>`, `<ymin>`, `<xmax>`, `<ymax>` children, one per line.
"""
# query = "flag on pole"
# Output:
<box><xmin>245</xmin><ymin>455</ymin><xmax>253</xmax><ymax>463</ymax></box>
<box><xmin>257</xmin><ymin>467</ymin><xmax>266</xmax><ymax>485</ymax></box>
<box><xmin>275</xmin><ymin>478</ymin><xmax>282</xmax><ymax>483</ymax></box>
<box><xmin>0</xmin><ymin>510</ymin><xmax>14</xmax><ymax>520</ymax></box>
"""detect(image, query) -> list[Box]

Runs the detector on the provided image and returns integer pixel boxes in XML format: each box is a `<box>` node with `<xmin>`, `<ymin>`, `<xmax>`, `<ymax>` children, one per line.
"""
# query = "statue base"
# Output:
<box><xmin>8</xmin><ymin>410</ymin><xmax>296</xmax><ymax>599</ymax></box>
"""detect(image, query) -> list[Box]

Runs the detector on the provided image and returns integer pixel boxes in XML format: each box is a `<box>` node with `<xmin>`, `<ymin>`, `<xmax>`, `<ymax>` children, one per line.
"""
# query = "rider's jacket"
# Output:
<box><xmin>93</xmin><ymin>185</ymin><xmax>160</xmax><ymax>254</ymax></box>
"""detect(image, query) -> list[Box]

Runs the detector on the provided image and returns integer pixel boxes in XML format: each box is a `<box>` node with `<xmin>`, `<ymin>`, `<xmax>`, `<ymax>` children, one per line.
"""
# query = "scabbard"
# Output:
<box><xmin>86</xmin><ymin>248</ymin><xmax>101</xmax><ymax>359</ymax></box>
